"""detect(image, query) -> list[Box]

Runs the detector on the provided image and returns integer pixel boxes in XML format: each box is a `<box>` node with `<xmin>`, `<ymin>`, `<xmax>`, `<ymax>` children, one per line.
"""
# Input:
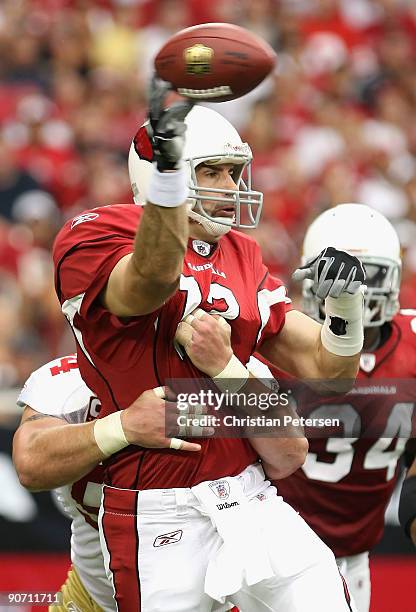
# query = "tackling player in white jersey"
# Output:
<box><xmin>16</xmin><ymin>355</ymin><xmax>114</xmax><ymax>611</ymax></box>
<box><xmin>13</xmin><ymin>348</ymin><xmax>306</xmax><ymax>612</ymax></box>
<box><xmin>13</xmin><ymin>354</ymin><xmax>216</xmax><ymax>611</ymax></box>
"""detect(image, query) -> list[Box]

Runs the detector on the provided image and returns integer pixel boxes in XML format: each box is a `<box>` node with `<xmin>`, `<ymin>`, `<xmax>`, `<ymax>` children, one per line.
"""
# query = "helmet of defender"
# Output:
<box><xmin>128</xmin><ymin>106</ymin><xmax>263</xmax><ymax>237</ymax></box>
<box><xmin>302</xmin><ymin>203</ymin><xmax>401</xmax><ymax>327</ymax></box>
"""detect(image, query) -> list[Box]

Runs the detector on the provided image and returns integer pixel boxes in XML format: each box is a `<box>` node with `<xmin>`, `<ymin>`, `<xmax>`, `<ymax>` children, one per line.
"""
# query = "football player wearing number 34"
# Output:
<box><xmin>277</xmin><ymin>204</ymin><xmax>416</xmax><ymax>612</ymax></box>
<box><xmin>52</xmin><ymin>76</ymin><xmax>362</xmax><ymax>611</ymax></box>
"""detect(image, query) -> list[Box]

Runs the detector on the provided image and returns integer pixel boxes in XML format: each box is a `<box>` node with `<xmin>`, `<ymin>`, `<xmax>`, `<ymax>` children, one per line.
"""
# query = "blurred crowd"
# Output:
<box><xmin>1</xmin><ymin>0</ymin><xmax>416</xmax><ymax>388</ymax></box>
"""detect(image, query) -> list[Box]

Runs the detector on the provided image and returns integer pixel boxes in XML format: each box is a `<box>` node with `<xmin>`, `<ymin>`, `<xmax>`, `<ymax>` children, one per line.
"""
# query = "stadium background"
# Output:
<box><xmin>0</xmin><ymin>0</ymin><xmax>415</xmax><ymax>610</ymax></box>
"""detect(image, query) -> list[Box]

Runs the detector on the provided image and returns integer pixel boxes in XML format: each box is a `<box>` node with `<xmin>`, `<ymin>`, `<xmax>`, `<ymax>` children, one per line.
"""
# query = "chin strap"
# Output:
<box><xmin>187</xmin><ymin>203</ymin><xmax>232</xmax><ymax>237</ymax></box>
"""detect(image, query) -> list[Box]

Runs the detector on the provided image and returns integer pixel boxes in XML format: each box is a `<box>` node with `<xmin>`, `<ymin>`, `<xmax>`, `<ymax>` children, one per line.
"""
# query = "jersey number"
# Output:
<box><xmin>50</xmin><ymin>355</ymin><xmax>78</xmax><ymax>376</ymax></box>
<box><xmin>303</xmin><ymin>402</ymin><xmax>413</xmax><ymax>483</ymax></box>
<box><xmin>180</xmin><ymin>275</ymin><xmax>240</xmax><ymax>320</ymax></box>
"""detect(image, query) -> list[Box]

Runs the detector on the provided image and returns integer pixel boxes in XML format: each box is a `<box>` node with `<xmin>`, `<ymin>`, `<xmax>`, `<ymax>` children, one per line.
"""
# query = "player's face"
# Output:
<box><xmin>189</xmin><ymin>163</ymin><xmax>239</xmax><ymax>242</ymax></box>
<box><xmin>195</xmin><ymin>163</ymin><xmax>239</xmax><ymax>212</ymax></box>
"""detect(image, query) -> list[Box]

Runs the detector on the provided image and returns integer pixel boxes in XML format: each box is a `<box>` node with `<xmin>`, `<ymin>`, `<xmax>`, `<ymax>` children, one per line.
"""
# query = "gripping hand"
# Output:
<box><xmin>292</xmin><ymin>246</ymin><xmax>366</xmax><ymax>300</ymax></box>
<box><xmin>147</xmin><ymin>75</ymin><xmax>194</xmax><ymax>172</ymax></box>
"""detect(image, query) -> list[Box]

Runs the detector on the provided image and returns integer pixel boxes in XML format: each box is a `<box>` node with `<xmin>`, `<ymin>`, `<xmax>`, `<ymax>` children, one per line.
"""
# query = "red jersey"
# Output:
<box><xmin>53</xmin><ymin>204</ymin><xmax>290</xmax><ymax>490</ymax></box>
<box><xmin>277</xmin><ymin>312</ymin><xmax>416</xmax><ymax>557</ymax></box>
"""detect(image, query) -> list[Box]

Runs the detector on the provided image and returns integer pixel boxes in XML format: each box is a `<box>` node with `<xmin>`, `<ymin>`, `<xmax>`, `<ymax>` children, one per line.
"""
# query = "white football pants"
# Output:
<box><xmin>99</xmin><ymin>463</ymin><xmax>356</xmax><ymax>612</ymax></box>
<box><xmin>337</xmin><ymin>552</ymin><xmax>370</xmax><ymax>612</ymax></box>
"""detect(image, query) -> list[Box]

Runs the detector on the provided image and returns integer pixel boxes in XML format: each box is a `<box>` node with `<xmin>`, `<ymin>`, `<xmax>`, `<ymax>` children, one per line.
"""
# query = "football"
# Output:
<box><xmin>154</xmin><ymin>23</ymin><xmax>277</xmax><ymax>102</ymax></box>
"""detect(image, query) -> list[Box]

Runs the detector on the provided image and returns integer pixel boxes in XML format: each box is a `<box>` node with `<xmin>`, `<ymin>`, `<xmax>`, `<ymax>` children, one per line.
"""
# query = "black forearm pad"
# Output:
<box><xmin>399</xmin><ymin>475</ymin><xmax>416</xmax><ymax>538</ymax></box>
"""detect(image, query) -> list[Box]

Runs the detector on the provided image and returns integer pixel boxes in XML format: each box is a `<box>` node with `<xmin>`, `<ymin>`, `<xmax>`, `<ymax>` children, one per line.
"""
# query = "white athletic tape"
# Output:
<box><xmin>185</xmin><ymin>314</ymin><xmax>195</xmax><ymax>325</ymax></box>
<box><xmin>178</xmin><ymin>414</ymin><xmax>207</xmax><ymax>437</ymax></box>
<box><xmin>190</xmin><ymin>425</ymin><xmax>204</xmax><ymax>437</ymax></box>
<box><xmin>194</xmin><ymin>308</ymin><xmax>207</xmax><ymax>320</ymax></box>
<box><xmin>93</xmin><ymin>412</ymin><xmax>129</xmax><ymax>457</ymax></box>
<box><xmin>213</xmin><ymin>354</ymin><xmax>250</xmax><ymax>393</ymax></box>
<box><xmin>170</xmin><ymin>438</ymin><xmax>183</xmax><ymax>450</ymax></box>
<box><xmin>321</xmin><ymin>291</ymin><xmax>364</xmax><ymax>356</ymax></box>
<box><xmin>153</xmin><ymin>386</ymin><xmax>166</xmax><ymax>399</ymax></box>
<box><xmin>175</xmin><ymin>321</ymin><xmax>193</xmax><ymax>348</ymax></box>
<box><xmin>178</xmin><ymin>402</ymin><xmax>205</xmax><ymax>415</ymax></box>
<box><xmin>193</xmin><ymin>403</ymin><xmax>205</xmax><ymax>415</ymax></box>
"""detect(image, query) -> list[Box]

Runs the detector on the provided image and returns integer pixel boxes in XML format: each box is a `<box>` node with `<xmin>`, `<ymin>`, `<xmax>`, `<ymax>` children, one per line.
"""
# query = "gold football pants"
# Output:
<box><xmin>50</xmin><ymin>565</ymin><xmax>103</xmax><ymax>612</ymax></box>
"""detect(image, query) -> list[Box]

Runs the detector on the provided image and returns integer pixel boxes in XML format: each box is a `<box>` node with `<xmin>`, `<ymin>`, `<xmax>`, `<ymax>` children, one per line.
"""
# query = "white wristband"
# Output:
<box><xmin>321</xmin><ymin>290</ymin><xmax>364</xmax><ymax>357</ymax></box>
<box><xmin>147</xmin><ymin>166</ymin><xmax>189</xmax><ymax>208</ymax></box>
<box><xmin>213</xmin><ymin>354</ymin><xmax>250</xmax><ymax>393</ymax></box>
<box><xmin>93</xmin><ymin>412</ymin><xmax>129</xmax><ymax>457</ymax></box>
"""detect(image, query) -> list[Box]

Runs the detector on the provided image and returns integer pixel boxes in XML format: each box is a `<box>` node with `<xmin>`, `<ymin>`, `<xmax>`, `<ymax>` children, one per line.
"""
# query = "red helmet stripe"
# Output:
<box><xmin>133</xmin><ymin>125</ymin><xmax>153</xmax><ymax>163</ymax></box>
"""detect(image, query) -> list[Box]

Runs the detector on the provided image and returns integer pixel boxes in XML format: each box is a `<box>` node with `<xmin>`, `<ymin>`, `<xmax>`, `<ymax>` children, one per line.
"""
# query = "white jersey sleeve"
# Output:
<box><xmin>17</xmin><ymin>355</ymin><xmax>94</xmax><ymax>424</ymax></box>
<box><xmin>17</xmin><ymin>356</ymin><xmax>115</xmax><ymax>609</ymax></box>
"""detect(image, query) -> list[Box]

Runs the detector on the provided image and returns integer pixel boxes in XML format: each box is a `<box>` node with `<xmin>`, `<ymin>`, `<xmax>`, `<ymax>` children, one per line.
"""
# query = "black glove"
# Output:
<box><xmin>147</xmin><ymin>75</ymin><xmax>194</xmax><ymax>172</ymax></box>
<box><xmin>292</xmin><ymin>246</ymin><xmax>366</xmax><ymax>299</ymax></box>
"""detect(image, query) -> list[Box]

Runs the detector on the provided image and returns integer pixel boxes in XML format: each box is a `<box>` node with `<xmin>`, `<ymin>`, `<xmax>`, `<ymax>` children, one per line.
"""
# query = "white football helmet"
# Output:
<box><xmin>128</xmin><ymin>106</ymin><xmax>263</xmax><ymax>237</ymax></box>
<box><xmin>301</xmin><ymin>204</ymin><xmax>401</xmax><ymax>327</ymax></box>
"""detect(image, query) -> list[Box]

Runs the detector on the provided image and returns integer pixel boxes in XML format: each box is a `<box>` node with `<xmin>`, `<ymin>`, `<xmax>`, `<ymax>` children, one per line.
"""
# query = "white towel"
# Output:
<box><xmin>191</xmin><ymin>475</ymin><xmax>275</xmax><ymax>602</ymax></box>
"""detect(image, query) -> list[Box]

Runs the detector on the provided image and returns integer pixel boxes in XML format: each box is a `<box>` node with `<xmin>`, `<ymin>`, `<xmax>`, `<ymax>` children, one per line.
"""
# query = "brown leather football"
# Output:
<box><xmin>154</xmin><ymin>23</ymin><xmax>277</xmax><ymax>102</ymax></box>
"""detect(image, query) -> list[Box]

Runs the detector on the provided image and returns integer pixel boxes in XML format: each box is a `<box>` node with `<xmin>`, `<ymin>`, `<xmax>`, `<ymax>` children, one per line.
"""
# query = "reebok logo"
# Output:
<box><xmin>153</xmin><ymin>529</ymin><xmax>183</xmax><ymax>547</ymax></box>
<box><xmin>71</xmin><ymin>212</ymin><xmax>99</xmax><ymax>229</ymax></box>
<box><xmin>216</xmin><ymin>501</ymin><xmax>239</xmax><ymax>511</ymax></box>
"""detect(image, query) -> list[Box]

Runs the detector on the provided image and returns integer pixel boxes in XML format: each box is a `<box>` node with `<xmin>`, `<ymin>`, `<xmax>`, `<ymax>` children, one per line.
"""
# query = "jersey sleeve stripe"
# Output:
<box><xmin>256</xmin><ymin>286</ymin><xmax>290</xmax><ymax>343</ymax></box>
<box><xmin>62</xmin><ymin>294</ymin><xmax>96</xmax><ymax>366</ymax></box>
<box><xmin>261</xmin><ymin>286</ymin><xmax>291</xmax><ymax>306</ymax></box>
<box><xmin>62</xmin><ymin>294</ymin><xmax>122</xmax><ymax>414</ymax></box>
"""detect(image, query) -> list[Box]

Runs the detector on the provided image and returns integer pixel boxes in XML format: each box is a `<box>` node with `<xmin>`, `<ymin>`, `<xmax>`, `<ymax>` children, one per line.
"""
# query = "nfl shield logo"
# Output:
<box><xmin>184</xmin><ymin>44</ymin><xmax>214</xmax><ymax>75</ymax></box>
<box><xmin>209</xmin><ymin>480</ymin><xmax>230</xmax><ymax>499</ymax></box>
<box><xmin>192</xmin><ymin>239</ymin><xmax>211</xmax><ymax>256</ymax></box>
